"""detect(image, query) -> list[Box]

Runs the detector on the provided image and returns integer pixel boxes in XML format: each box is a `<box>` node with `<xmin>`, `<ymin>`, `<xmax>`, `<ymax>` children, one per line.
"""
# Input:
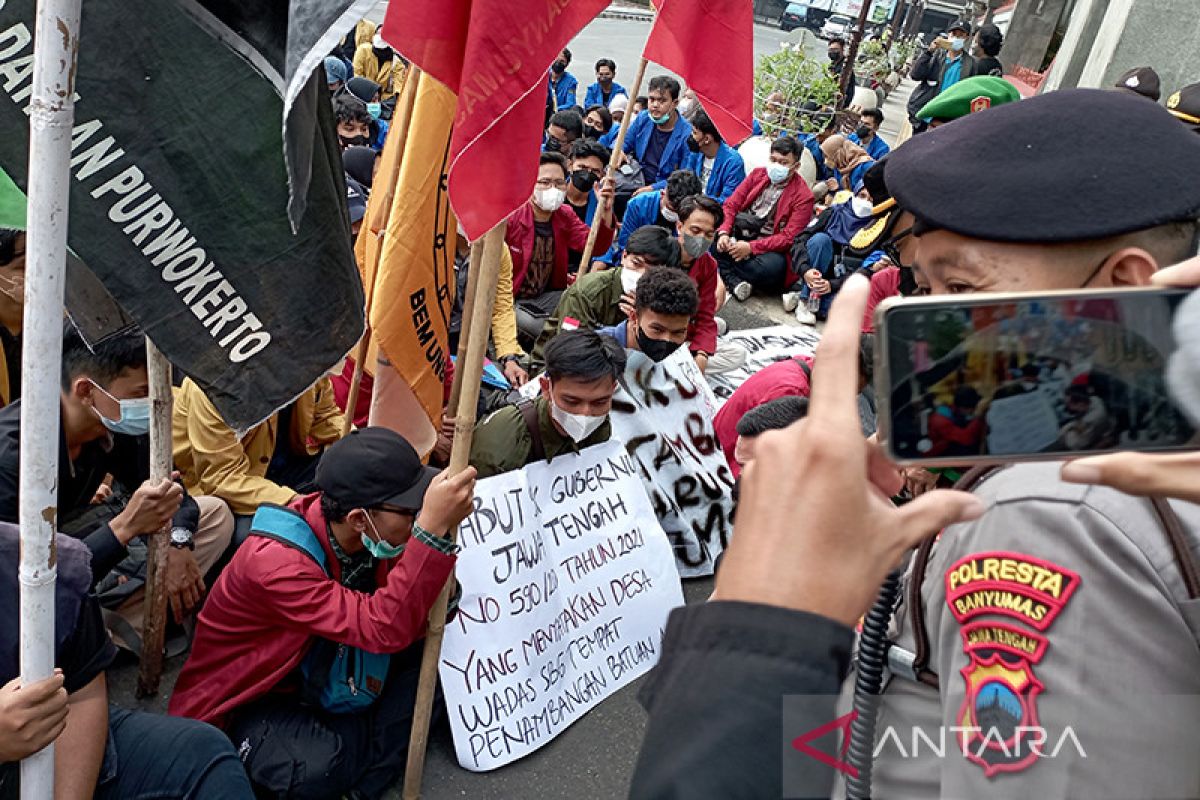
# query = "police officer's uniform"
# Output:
<box><xmin>838</xmin><ymin>89</ymin><xmax>1200</xmax><ymax>799</ymax></box>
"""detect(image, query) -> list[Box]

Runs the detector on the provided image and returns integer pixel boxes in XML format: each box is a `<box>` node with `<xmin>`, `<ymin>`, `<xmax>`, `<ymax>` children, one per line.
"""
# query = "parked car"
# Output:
<box><xmin>779</xmin><ymin>2</ymin><xmax>811</xmax><ymax>32</ymax></box>
<box><xmin>821</xmin><ymin>14</ymin><xmax>853</xmax><ymax>41</ymax></box>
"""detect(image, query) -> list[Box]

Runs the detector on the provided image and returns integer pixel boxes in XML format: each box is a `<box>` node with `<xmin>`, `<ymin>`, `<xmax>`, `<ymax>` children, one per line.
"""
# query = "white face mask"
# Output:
<box><xmin>660</xmin><ymin>205</ymin><xmax>679</xmax><ymax>223</ymax></box>
<box><xmin>548</xmin><ymin>393</ymin><xmax>607</xmax><ymax>443</ymax></box>
<box><xmin>766</xmin><ymin>162</ymin><xmax>792</xmax><ymax>184</ymax></box>
<box><xmin>620</xmin><ymin>267</ymin><xmax>643</xmax><ymax>295</ymax></box>
<box><xmin>851</xmin><ymin>197</ymin><xmax>874</xmax><ymax>218</ymax></box>
<box><xmin>534</xmin><ymin>187</ymin><xmax>566</xmax><ymax>212</ymax></box>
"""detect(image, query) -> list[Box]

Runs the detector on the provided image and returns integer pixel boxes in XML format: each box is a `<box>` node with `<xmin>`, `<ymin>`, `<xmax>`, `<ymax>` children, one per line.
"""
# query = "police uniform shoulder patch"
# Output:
<box><xmin>944</xmin><ymin>551</ymin><xmax>1080</xmax><ymax>777</ymax></box>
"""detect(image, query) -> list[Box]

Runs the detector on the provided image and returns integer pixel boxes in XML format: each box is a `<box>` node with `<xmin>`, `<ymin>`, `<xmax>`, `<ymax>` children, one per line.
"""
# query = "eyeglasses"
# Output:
<box><xmin>880</xmin><ymin>225</ymin><xmax>913</xmax><ymax>270</ymax></box>
<box><xmin>535</xmin><ymin>178</ymin><xmax>568</xmax><ymax>190</ymax></box>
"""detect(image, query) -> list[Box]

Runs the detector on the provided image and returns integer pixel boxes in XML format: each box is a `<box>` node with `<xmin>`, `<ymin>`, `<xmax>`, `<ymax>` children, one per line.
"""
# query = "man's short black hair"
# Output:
<box><xmin>544</xmin><ymin>329</ymin><xmax>627</xmax><ymax>383</ymax></box>
<box><xmin>862</xmin><ymin>108</ymin><xmax>884</xmax><ymax>125</ymax></box>
<box><xmin>595</xmin><ymin>58</ymin><xmax>616</xmax><ymax>73</ymax></box>
<box><xmin>634</xmin><ymin>267</ymin><xmax>698</xmax><ymax>317</ymax></box>
<box><xmin>320</xmin><ymin>492</ymin><xmax>354</xmax><ymax>524</ymax></box>
<box><xmin>665</xmin><ymin>170</ymin><xmax>704</xmax><ymax>210</ymax></box>
<box><xmin>61</xmin><ymin>321</ymin><xmax>147</xmax><ymax>391</ymax></box>
<box><xmin>978</xmin><ymin>24</ymin><xmax>1003</xmax><ymax>56</ymax></box>
<box><xmin>770</xmin><ymin>136</ymin><xmax>802</xmax><ymax>159</ymax></box>
<box><xmin>334</xmin><ymin>96</ymin><xmax>372</xmax><ymax>126</ymax></box>
<box><xmin>690</xmin><ymin>108</ymin><xmax>722</xmax><ymax>143</ymax></box>
<box><xmin>648</xmin><ymin>75</ymin><xmax>681</xmax><ymax>101</ymax></box>
<box><xmin>549</xmin><ymin>109</ymin><xmax>584</xmax><ymax>139</ymax></box>
<box><xmin>570</xmin><ymin>137</ymin><xmax>611</xmax><ymax>164</ymax></box>
<box><xmin>625</xmin><ymin>225</ymin><xmax>682</xmax><ymax>268</ymax></box>
<box><xmin>828</xmin><ymin>38</ymin><xmax>845</xmax><ymax>49</ymax></box>
<box><xmin>583</xmin><ymin>104</ymin><xmax>613</xmax><ymax>133</ymax></box>
<box><xmin>678</xmin><ymin>195</ymin><xmax>725</xmax><ymax>228</ymax></box>
<box><xmin>560</xmin><ymin>47</ymin><xmax>572</xmax><ymax>65</ymax></box>
<box><xmin>736</xmin><ymin>396</ymin><xmax>809</xmax><ymax>437</ymax></box>
<box><xmin>539</xmin><ymin>150</ymin><xmax>570</xmax><ymax>178</ymax></box>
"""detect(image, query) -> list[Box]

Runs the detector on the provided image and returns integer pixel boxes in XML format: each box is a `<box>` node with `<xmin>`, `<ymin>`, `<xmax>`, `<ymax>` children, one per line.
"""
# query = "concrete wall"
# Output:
<box><xmin>1000</xmin><ymin>0</ymin><xmax>1072</xmax><ymax>71</ymax></box>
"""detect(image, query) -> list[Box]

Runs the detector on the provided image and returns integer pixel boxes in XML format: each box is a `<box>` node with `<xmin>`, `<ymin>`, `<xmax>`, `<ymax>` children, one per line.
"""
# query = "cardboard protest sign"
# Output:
<box><xmin>609</xmin><ymin>348</ymin><xmax>733</xmax><ymax>577</ymax></box>
<box><xmin>706</xmin><ymin>325</ymin><xmax>821</xmax><ymax>406</ymax></box>
<box><xmin>441</xmin><ymin>440</ymin><xmax>684</xmax><ymax>771</ymax></box>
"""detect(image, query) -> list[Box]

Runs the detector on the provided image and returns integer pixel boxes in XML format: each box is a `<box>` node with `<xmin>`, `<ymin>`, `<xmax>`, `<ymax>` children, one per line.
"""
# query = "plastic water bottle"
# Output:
<box><xmin>807</xmin><ymin>293</ymin><xmax>822</xmax><ymax>313</ymax></box>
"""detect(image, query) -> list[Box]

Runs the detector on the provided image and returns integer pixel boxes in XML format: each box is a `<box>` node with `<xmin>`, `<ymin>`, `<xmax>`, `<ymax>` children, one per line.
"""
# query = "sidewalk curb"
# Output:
<box><xmin>598</xmin><ymin>7</ymin><xmax>654</xmax><ymax>22</ymax></box>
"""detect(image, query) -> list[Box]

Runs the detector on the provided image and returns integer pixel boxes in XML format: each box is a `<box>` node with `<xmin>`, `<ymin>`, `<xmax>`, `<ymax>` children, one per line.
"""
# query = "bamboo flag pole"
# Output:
<box><xmin>136</xmin><ymin>341</ymin><xmax>173</xmax><ymax>696</ymax></box>
<box><xmin>446</xmin><ymin>242</ymin><xmax>485</xmax><ymax>414</ymax></box>
<box><xmin>20</xmin><ymin>0</ymin><xmax>82</xmax><ymax>795</ymax></box>
<box><xmin>342</xmin><ymin>69</ymin><xmax>424</xmax><ymax>437</ymax></box>
<box><xmin>576</xmin><ymin>55</ymin><xmax>650</xmax><ymax>278</ymax></box>
<box><xmin>402</xmin><ymin>221</ymin><xmax>508</xmax><ymax>800</ymax></box>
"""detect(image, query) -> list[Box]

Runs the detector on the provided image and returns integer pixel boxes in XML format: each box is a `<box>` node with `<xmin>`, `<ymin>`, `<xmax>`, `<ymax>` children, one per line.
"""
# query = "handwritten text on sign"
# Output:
<box><xmin>441</xmin><ymin>440</ymin><xmax>685</xmax><ymax>771</ymax></box>
<box><xmin>705</xmin><ymin>325</ymin><xmax>820</xmax><ymax>406</ymax></box>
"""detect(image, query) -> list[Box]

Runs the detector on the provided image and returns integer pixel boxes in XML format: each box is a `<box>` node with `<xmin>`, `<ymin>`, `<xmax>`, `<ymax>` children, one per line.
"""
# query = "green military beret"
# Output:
<box><xmin>918</xmin><ymin>76</ymin><xmax>1022</xmax><ymax>122</ymax></box>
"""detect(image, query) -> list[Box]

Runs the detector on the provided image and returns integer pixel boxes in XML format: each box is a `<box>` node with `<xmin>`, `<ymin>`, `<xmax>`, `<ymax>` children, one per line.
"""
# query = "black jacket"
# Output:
<box><xmin>907</xmin><ymin>49</ymin><xmax>977</xmax><ymax>120</ymax></box>
<box><xmin>631</xmin><ymin>601</ymin><xmax>853</xmax><ymax>799</ymax></box>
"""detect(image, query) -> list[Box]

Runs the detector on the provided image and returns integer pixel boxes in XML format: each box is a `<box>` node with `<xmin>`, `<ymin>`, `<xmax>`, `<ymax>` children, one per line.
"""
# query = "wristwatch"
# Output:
<box><xmin>498</xmin><ymin>354</ymin><xmax>522</xmax><ymax>366</ymax></box>
<box><xmin>169</xmin><ymin>527</ymin><xmax>195</xmax><ymax>550</ymax></box>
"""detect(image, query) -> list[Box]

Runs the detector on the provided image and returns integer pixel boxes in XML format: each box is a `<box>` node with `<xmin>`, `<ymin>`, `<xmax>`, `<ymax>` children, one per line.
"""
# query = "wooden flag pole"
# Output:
<box><xmin>575</xmin><ymin>54</ymin><xmax>650</xmax><ymax>277</ymax></box>
<box><xmin>402</xmin><ymin>221</ymin><xmax>508</xmax><ymax>800</ymax></box>
<box><xmin>136</xmin><ymin>341</ymin><xmax>173</xmax><ymax>696</ymax></box>
<box><xmin>446</xmin><ymin>242</ymin><xmax>485</xmax><ymax>414</ymax></box>
<box><xmin>341</xmin><ymin>69</ymin><xmax>424</xmax><ymax>437</ymax></box>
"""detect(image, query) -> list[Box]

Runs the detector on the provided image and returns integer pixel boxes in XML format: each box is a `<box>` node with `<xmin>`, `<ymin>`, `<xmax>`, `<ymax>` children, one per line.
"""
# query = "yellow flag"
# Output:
<box><xmin>366</xmin><ymin>75</ymin><xmax>458</xmax><ymax>457</ymax></box>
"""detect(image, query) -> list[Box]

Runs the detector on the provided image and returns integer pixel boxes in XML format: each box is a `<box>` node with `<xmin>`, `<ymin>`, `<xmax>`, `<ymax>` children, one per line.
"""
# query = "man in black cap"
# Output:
<box><xmin>839</xmin><ymin>88</ymin><xmax>1200</xmax><ymax>798</ymax></box>
<box><xmin>1167</xmin><ymin>81</ymin><xmax>1200</xmax><ymax>133</ymax></box>
<box><xmin>170</xmin><ymin>427</ymin><xmax>476</xmax><ymax>799</ymax></box>
<box><xmin>907</xmin><ymin>20</ymin><xmax>976</xmax><ymax>133</ymax></box>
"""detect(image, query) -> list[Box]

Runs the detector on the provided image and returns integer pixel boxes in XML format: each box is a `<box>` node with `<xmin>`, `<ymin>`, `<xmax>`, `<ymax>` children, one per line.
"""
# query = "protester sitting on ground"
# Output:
<box><xmin>0</xmin><ymin>325</ymin><xmax>233</xmax><ymax>647</ymax></box>
<box><xmin>0</xmin><ymin>526</ymin><xmax>255</xmax><ymax>798</ymax></box>
<box><xmin>784</xmin><ymin>181</ymin><xmax>879</xmax><ymax>324</ymax></box>
<box><xmin>582</xmin><ymin>104</ymin><xmax>613</xmax><ymax>140</ymax></box>
<box><xmin>733</xmin><ymin>395</ymin><xmax>810</xmax><ymax>469</ymax></box>
<box><xmin>598</xmin><ymin>169</ymin><xmax>702</xmax><ymax>267</ymax></box>
<box><xmin>471</xmin><ymin>330</ymin><xmax>626</xmax><ymax>479</ymax></box>
<box><xmin>820</xmin><ymin>134</ymin><xmax>875</xmax><ymax>193</ymax></box>
<box><xmin>548</xmin><ymin>47</ymin><xmax>578</xmax><ymax>110</ymax></box>
<box><xmin>847</xmin><ymin>107</ymin><xmax>890</xmax><ymax>161</ymax></box>
<box><xmin>917</xmin><ymin>74</ymin><xmax>1021</xmax><ymax>128</ymax></box>
<box><xmin>564</xmin><ymin>137</ymin><xmax>611</xmax><ymax>227</ymax></box>
<box><xmin>334</xmin><ymin>96</ymin><xmax>376</xmax><ymax>150</ymax></box>
<box><xmin>504</xmin><ymin>151</ymin><xmax>615</xmax><ymax>344</ymax></box>
<box><xmin>545</xmin><ymin>109</ymin><xmax>584</xmax><ymax>156</ymax></box>
<box><xmin>531</xmin><ymin>225</ymin><xmax>680</xmax><ymax>370</ymax></box>
<box><xmin>662</xmin><ymin>107</ymin><xmax>746</xmax><ymax>204</ymax></box>
<box><xmin>173</xmin><ymin>375</ymin><xmax>344</xmax><ymax>545</ymax></box>
<box><xmin>623</xmin><ymin>76</ymin><xmax>694</xmax><ymax>188</ymax></box>
<box><xmin>596</xmin><ymin>267</ymin><xmax>699</xmax><ymax>362</ymax></box>
<box><xmin>713</xmin><ymin>333</ymin><xmax>873</xmax><ymax>476</ymax></box>
<box><xmin>344</xmin><ymin>76</ymin><xmax>389</xmax><ymax>147</ymax></box>
<box><xmin>342</xmin><ymin>145</ymin><xmax>379</xmax><ymax>192</ymax></box>
<box><xmin>0</xmin><ymin>229</ymin><xmax>24</xmax><ymax>407</ymax></box>
<box><xmin>584</xmin><ymin>58</ymin><xmax>627</xmax><ymax>109</ymax></box>
<box><xmin>324</xmin><ymin>55</ymin><xmax>348</xmax><ymax>94</ymax></box>
<box><xmin>972</xmin><ymin>22</ymin><xmax>1005</xmax><ymax>77</ymax></box>
<box><xmin>673</xmin><ymin>195</ymin><xmax>724</xmax><ymax>370</ymax></box>
<box><xmin>353</xmin><ymin>29</ymin><xmax>401</xmax><ymax>100</ymax></box>
<box><xmin>169</xmin><ymin>428</ymin><xmax>475</xmax><ymax>798</ymax></box>
<box><xmin>609</xmin><ymin>93</ymin><xmax>630</xmax><ymax>126</ymax></box>
<box><xmin>715</xmin><ymin>136</ymin><xmax>815</xmax><ymax>301</ymax></box>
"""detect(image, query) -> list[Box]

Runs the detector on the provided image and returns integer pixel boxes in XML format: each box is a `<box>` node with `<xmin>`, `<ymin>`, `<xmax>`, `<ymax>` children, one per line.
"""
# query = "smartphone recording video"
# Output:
<box><xmin>875</xmin><ymin>288</ymin><xmax>1197</xmax><ymax>466</ymax></box>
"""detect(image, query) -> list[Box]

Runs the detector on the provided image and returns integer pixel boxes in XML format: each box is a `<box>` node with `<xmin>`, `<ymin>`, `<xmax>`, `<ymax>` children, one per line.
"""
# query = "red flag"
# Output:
<box><xmin>644</xmin><ymin>0</ymin><xmax>754</xmax><ymax>144</ymax></box>
<box><xmin>382</xmin><ymin>0</ymin><xmax>609</xmax><ymax>241</ymax></box>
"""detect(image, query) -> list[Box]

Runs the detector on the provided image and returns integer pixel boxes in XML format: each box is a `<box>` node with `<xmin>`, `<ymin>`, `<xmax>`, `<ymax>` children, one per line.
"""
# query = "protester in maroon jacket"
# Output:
<box><xmin>169</xmin><ymin>428</ymin><xmax>476</xmax><ymax>799</ymax></box>
<box><xmin>506</xmin><ymin>150</ymin><xmax>616</xmax><ymax>343</ymax></box>
<box><xmin>714</xmin><ymin>136</ymin><xmax>815</xmax><ymax>301</ymax></box>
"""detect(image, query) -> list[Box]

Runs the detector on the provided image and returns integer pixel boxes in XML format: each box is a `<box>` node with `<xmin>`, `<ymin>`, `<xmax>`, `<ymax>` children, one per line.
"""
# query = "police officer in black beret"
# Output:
<box><xmin>1168</xmin><ymin>81</ymin><xmax>1200</xmax><ymax>132</ymax></box>
<box><xmin>837</xmin><ymin>88</ymin><xmax>1200</xmax><ymax>798</ymax></box>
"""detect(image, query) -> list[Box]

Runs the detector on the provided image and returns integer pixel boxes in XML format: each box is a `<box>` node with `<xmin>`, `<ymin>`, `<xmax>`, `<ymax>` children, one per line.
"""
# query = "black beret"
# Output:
<box><xmin>888</xmin><ymin>88</ymin><xmax>1200</xmax><ymax>243</ymax></box>
<box><xmin>1167</xmin><ymin>82</ymin><xmax>1200</xmax><ymax>133</ymax></box>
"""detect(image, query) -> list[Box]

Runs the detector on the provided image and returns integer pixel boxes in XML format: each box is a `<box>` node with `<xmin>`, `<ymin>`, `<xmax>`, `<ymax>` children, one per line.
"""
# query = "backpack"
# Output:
<box><xmin>250</xmin><ymin>504</ymin><xmax>391</xmax><ymax>714</ymax></box>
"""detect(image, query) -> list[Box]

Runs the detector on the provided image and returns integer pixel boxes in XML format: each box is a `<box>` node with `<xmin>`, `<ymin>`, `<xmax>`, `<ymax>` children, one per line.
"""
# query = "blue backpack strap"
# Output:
<box><xmin>249</xmin><ymin>504</ymin><xmax>329</xmax><ymax>575</ymax></box>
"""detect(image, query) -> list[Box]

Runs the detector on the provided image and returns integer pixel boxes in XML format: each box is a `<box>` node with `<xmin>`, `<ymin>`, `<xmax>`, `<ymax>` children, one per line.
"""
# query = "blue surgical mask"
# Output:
<box><xmin>361</xmin><ymin>514</ymin><xmax>405</xmax><ymax>560</ymax></box>
<box><xmin>766</xmin><ymin>162</ymin><xmax>792</xmax><ymax>184</ymax></box>
<box><xmin>90</xmin><ymin>381</ymin><xmax>151</xmax><ymax>437</ymax></box>
<box><xmin>950</xmin><ymin>37</ymin><xmax>965</xmax><ymax>52</ymax></box>
<box><xmin>366</xmin><ymin>102</ymin><xmax>382</xmax><ymax>120</ymax></box>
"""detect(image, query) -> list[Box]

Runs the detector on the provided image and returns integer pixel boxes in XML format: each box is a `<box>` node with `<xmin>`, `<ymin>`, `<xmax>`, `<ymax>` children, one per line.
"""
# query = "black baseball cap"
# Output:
<box><xmin>316</xmin><ymin>427</ymin><xmax>439</xmax><ymax>510</ymax></box>
<box><xmin>947</xmin><ymin>20</ymin><xmax>971</xmax><ymax>35</ymax></box>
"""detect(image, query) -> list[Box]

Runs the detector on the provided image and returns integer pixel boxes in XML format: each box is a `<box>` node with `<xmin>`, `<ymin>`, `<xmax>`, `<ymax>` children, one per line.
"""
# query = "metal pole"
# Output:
<box><xmin>135</xmin><ymin>342</ymin><xmax>173</xmax><ymax>696</ymax></box>
<box><xmin>402</xmin><ymin>221</ymin><xmax>507</xmax><ymax>800</ymax></box>
<box><xmin>575</xmin><ymin>55</ymin><xmax>650</xmax><ymax>277</ymax></box>
<box><xmin>887</xmin><ymin>0</ymin><xmax>908</xmax><ymax>50</ymax></box>
<box><xmin>20</xmin><ymin>0</ymin><xmax>82</xmax><ymax>795</ymax></box>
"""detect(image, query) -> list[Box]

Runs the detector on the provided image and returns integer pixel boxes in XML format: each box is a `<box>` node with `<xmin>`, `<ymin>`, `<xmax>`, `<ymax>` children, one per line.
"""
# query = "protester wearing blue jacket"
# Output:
<box><xmin>651</xmin><ymin>108</ymin><xmax>745</xmax><ymax>203</ymax></box>
<box><xmin>584</xmin><ymin>58</ymin><xmax>628</xmax><ymax>108</ymax></box>
<box><xmin>548</xmin><ymin>48</ymin><xmax>578</xmax><ymax>110</ymax></box>
<box><xmin>598</xmin><ymin>170</ymin><xmax>702</xmax><ymax>266</ymax></box>
<box><xmin>621</xmin><ymin>76</ymin><xmax>693</xmax><ymax>184</ymax></box>
<box><xmin>847</xmin><ymin>108</ymin><xmax>890</xmax><ymax>161</ymax></box>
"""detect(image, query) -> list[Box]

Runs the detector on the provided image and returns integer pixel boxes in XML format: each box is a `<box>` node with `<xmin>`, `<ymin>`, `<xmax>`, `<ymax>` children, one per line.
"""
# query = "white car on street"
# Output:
<box><xmin>821</xmin><ymin>14</ymin><xmax>852</xmax><ymax>41</ymax></box>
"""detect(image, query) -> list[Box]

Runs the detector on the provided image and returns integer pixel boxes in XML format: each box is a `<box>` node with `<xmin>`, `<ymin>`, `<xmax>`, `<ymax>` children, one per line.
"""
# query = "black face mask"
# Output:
<box><xmin>544</xmin><ymin>135</ymin><xmax>563</xmax><ymax>154</ymax></box>
<box><xmin>571</xmin><ymin>170</ymin><xmax>599</xmax><ymax>192</ymax></box>
<box><xmin>685</xmin><ymin>136</ymin><xmax>703</xmax><ymax>153</ymax></box>
<box><xmin>637</xmin><ymin>326</ymin><xmax>683</xmax><ymax>363</ymax></box>
<box><xmin>339</xmin><ymin>134</ymin><xmax>370</xmax><ymax>149</ymax></box>
<box><xmin>583</xmin><ymin>124</ymin><xmax>605</xmax><ymax>140</ymax></box>
<box><xmin>828</xmin><ymin>50</ymin><xmax>842</xmax><ymax>62</ymax></box>
<box><xmin>855</xmin><ymin>124</ymin><xmax>872</xmax><ymax>140</ymax></box>
<box><xmin>551</xmin><ymin>62</ymin><xmax>566</xmax><ymax>75</ymax></box>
